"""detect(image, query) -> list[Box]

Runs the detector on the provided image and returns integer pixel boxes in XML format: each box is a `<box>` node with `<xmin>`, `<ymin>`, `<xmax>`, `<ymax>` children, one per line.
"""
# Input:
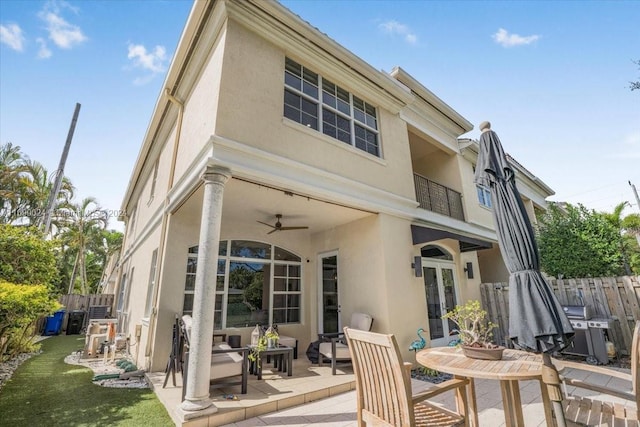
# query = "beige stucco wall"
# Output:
<box><xmin>215</xmin><ymin>19</ymin><xmax>416</xmax><ymax>200</ymax></box>
<box><xmin>171</xmin><ymin>27</ymin><xmax>227</xmax><ymax>184</ymax></box>
<box><xmin>120</xmin><ymin>226</ymin><xmax>162</xmax><ymax>369</ymax></box>
<box><xmin>413</xmin><ymin>149</ymin><xmax>463</xmax><ymax>194</ymax></box>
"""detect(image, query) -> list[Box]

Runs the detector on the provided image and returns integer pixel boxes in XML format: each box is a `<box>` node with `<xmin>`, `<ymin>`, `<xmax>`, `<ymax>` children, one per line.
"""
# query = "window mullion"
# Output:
<box><xmin>349</xmin><ymin>92</ymin><xmax>356</xmax><ymax>148</ymax></box>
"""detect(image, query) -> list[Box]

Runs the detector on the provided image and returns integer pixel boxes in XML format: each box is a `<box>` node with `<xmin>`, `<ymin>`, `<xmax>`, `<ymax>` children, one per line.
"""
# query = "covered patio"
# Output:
<box><xmin>147</xmin><ymin>357</ymin><xmax>356</xmax><ymax>426</ymax></box>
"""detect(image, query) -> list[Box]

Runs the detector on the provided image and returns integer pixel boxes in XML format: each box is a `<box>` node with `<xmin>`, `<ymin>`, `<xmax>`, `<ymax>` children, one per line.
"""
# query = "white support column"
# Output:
<box><xmin>180</xmin><ymin>165</ymin><xmax>231</xmax><ymax>413</ymax></box>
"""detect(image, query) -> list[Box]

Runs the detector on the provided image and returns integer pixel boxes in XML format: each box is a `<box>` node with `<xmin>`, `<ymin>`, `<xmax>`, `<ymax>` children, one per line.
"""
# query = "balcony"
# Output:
<box><xmin>413</xmin><ymin>174</ymin><xmax>465</xmax><ymax>220</ymax></box>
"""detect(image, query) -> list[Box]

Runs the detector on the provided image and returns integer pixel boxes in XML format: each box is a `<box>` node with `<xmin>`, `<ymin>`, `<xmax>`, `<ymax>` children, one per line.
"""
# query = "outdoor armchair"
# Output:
<box><xmin>344</xmin><ymin>327</ymin><xmax>469</xmax><ymax>426</ymax></box>
<box><xmin>318</xmin><ymin>312</ymin><xmax>373</xmax><ymax>375</ymax></box>
<box><xmin>180</xmin><ymin>315</ymin><xmax>248</xmax><ymax>396</ymax></box>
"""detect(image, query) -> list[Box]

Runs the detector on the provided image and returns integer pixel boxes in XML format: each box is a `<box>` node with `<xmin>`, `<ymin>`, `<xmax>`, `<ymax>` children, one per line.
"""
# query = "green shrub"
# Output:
<box><xmin>0</xmin><ymin>224</ymin><xmax>58</xmax><ymax>286</ymax></box>
<box><xmin>0</xmin><ymin>280</ymin><xmax>61</xmax><ymax>360</ymax></box>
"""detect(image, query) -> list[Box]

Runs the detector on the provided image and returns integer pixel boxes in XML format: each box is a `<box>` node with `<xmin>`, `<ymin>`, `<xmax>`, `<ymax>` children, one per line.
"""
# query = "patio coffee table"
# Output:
<box><xmin>248</xmin><ymin>344</ymin><xmax>294</xmax><ymax>380</ymax></box>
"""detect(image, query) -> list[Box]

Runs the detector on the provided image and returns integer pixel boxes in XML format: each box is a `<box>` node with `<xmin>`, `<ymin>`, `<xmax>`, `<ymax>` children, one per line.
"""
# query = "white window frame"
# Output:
<box><xmin>477</xmin><ymin>184</ymin><xmax>492</xmax><ymax>208</ymax></box>
<box><xmin>143</xmin><ymin>249</ymin><xmax>158</xmax><ymax>318</ymax></box>
<box><xmin>182</xmin><ymin>241</ymin><xmax>302</xmax><ymax>328</ymax></box>
<box><xmin>284</xmin><ymin>57</ymin><xmax>381</xmax><ymax>157</ymax></box>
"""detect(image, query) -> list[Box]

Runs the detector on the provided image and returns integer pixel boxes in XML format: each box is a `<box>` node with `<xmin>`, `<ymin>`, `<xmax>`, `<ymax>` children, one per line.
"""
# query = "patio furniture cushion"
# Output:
<box><xmin>210</xmin><ymin>342</ymin><xmax>244</xmax><ymax>380</ymax></box>
<box><xmin>344</xmin><ymin>327</ymin><xmax>469</xmax><ymax>426</ymax></box>
<box><xmin>277</xmin><ymin>335</ymin><xmax>298</xmax><ymax>359</ymax></box>
<box><xmin>181</xmin><ymin>315</ymin><xmax>248</xmax><ymax>395</ymax></box>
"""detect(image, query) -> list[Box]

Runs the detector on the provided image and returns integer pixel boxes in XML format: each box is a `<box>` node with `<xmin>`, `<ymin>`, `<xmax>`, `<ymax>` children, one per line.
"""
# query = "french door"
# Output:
<box><xmin>423</xmin><ymin>260</ymin><xmax>459</xmax><ymax>347</ymax></box>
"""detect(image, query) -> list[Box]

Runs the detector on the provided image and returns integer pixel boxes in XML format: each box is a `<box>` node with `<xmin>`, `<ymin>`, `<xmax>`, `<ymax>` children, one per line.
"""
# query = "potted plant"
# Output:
<box><xmin>442</xmin><ymin>300</ymin><xmax>504</xmax><ymax>360</ymax></box>
<box><xmin>248</xmin><ymin>325</ymin><xmax>279</xmax><ymax>363</ymax></box>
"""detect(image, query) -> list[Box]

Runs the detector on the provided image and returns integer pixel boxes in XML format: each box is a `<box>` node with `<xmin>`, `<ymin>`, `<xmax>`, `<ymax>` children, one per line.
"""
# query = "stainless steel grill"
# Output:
<box><xmin>561</xmin><ymin>305</ymin><xmax>612</xmax><ymax>365</ymax></box>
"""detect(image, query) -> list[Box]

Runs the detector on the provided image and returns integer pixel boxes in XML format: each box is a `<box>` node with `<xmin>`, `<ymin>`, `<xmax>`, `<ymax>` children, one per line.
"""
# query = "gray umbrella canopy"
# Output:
<box><xmin>474</xmin><ymin>122</ymin><xmax>573</xmax><ymax>353</ymax></box>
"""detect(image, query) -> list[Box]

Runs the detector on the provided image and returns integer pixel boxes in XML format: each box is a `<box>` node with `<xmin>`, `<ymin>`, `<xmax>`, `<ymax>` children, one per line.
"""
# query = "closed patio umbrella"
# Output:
<box><xmin>474</xmin><ymin>121</ymin><xmax>573</xmax><ymax>425</ymax></box>
<box><xmin>475</xmin><ymin>122</ymin><xmax>574</xmax><ymax>427</ymax></box>
<box><xmin>474</xmin><ymin>121</ymin><xmax>573</xmax><ymax>352</ymax></box>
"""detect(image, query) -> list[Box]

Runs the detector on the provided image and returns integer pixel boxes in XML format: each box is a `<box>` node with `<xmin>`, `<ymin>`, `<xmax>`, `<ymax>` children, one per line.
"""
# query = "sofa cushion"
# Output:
<box><xmin>319</xmin><ymin>341</ymin><xmax>351</xmax><ymax>360</ymax></box>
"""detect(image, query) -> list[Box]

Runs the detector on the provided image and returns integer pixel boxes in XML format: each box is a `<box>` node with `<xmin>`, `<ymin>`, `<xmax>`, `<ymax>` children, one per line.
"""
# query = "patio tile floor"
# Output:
<box><xmin>148</xmin><ymin>357</ymin><xmax>635</xmax><ymax>427</ymax></box>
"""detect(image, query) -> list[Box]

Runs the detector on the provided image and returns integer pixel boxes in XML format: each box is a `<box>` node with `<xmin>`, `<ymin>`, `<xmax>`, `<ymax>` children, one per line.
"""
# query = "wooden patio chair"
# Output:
<box><xmin>344</xmin><ymin>327</ymin><xmax>469</xmax><ymax>427</ymax></box>
<box><xmin>542</xmin><ymin>320</ymin><xmax>639</xmax><ymax>426</ymax></box>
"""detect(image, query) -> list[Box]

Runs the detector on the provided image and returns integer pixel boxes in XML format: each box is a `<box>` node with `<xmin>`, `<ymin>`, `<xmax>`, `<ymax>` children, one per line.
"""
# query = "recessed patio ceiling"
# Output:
<box><xmin>175</xmin><ymin>177</ymin><xmax>373</xmax><ymax>234</ymax></box>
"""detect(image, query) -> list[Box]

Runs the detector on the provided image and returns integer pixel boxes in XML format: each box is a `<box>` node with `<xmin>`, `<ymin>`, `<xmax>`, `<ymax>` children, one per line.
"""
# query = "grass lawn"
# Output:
<box><xmin>0</xmin><ymin>335</ymin><xmax>174</xmax><ymax>427</ymax></box>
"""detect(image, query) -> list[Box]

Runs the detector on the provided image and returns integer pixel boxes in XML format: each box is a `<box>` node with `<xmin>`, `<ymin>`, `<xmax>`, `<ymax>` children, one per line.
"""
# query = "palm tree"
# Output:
<box><xmin>18</xmin><ymin>159</ymin><xmax>74</xmax><ymax>228</ymax></box>
<box><xmin>622</xmin><ymin>213</ymin><xmax>640</xmax><ymax>245</ymax></box>
<box><xmin>56</xmin><ymin>197</ymin><xmax>108</xmax><ymax>294</ymax></box>
<box><xmin>0</xmin><ymin>142</ymin><xmax>27</xmax><ymax>223</ymax></box>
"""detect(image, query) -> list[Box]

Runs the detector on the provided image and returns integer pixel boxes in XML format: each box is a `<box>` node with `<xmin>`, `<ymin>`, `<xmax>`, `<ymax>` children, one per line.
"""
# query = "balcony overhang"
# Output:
<box><xmin>411</xmin><ymin>224</ymin><xmax>493</xmax><ymax>253</ymax></box>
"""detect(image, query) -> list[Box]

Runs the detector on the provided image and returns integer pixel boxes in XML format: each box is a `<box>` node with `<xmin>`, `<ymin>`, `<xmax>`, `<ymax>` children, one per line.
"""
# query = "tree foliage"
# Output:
<box><xmin>536</xmin><ymin>203</ymin><xmax>623</xmax><ymax>278</ymax></box>
<box><xmin>0</xmin><ymin>280</ymin><xmax>61</xmax><ymax>360</ymax></box>
<box><xmin>0</xmin><ymin>224</ymin><xmax>58</xmax><ymax>287</ymax></box>
<box><xmin>1</xmin><ymin>142</ymin><xmax>123</xmax><ymax>295</ymax></box>
<box><xmin>631</xmin><ymin>59</ymin><xmax>640</xmax><ymax>91</ymax></box>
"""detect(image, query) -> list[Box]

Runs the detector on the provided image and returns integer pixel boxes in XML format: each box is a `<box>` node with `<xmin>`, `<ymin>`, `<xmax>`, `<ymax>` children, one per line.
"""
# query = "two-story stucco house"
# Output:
<box><xmin>112</xmin><ymin>0</ymin><xmax>554</xmax><ymax>417</ymax></box>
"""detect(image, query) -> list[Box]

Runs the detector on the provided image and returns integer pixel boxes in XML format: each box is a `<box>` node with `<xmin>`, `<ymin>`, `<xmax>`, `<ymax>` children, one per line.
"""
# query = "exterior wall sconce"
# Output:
<box><xmin>412</xmin><ymin>256</ymin><xmax>422</xmax><ymax>277</ymax></box>
<box><xmin>464</xmin><ymin>262</ymin><xmax>474</xmax><ymax>279</ymax></box>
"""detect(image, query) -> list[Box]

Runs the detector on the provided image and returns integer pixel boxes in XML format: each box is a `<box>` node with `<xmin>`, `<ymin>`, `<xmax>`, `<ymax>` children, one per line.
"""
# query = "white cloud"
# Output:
<box><xmin>0</xmin><ymin>23</ymin><xmax>25</xmax><ymax>51</ymax></box>
<box><xmin>492</xmin><ymin>28</ymin><xmax>540</xmax><ymax>47</ymax></box>
<box><xmin>38</xmin><ymin>1</ymin><xmax>87</xmax><ymax>50</ymax></box>
<box><xmin>378</xmin><ymin>20</ymin><xmax>418</xmax><ymax>45</ymax></box>
<box><xmin>127</xmin><ymin>43</ymin><xmax>167</xmax><ymax>83</ymax></box>
<box><xmin>36</xmin><ymin>37</ymin><xmax>52</xmax><ymax>59</ymax></box>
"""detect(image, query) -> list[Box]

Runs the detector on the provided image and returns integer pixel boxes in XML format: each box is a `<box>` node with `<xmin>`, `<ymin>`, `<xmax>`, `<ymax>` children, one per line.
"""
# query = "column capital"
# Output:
<box><xmin>201</xmin><ymin>165</ymin><xmax>231</xmax><ymax>185</ymax></box>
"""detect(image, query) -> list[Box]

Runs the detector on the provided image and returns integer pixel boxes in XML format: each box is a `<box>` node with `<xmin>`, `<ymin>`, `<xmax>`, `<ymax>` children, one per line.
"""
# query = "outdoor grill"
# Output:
<box><xmin>561</xmin><ymin>305</ymin><xmax>613</xmax><ymax>365</ymax></box>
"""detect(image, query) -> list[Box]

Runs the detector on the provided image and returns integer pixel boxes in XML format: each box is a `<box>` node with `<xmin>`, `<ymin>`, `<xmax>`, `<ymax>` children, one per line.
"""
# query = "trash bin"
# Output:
<box><xmin>66</xmin><ymin>310</ymin><xmax>86</xmax><ymax>335</ymax></box>
<box><xmin>43</xmin><ymin>309</ymin><xmax>66</xmax><ymax>336</ymax></box>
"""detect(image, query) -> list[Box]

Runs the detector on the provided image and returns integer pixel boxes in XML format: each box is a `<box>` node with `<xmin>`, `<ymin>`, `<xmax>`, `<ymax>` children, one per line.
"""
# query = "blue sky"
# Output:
<box><xmin>1</xmin><ymin>0</ymin><xmax>639</xmax><ymax>231</ymax></box>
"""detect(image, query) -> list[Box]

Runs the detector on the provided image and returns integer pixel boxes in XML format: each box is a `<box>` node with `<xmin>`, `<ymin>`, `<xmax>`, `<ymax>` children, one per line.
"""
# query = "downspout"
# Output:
<box><xmin>143</xmin><ymin>88</ymin><xmax>184</xmax><ymax>368</ymax></box>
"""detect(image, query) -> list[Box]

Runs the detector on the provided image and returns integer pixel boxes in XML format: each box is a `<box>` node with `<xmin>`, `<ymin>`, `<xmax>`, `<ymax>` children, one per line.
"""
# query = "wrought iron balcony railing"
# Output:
<box><xmin>413</xmin><ymin>173</ymin><xmax>465</xmax><ymax>221</ymax></box>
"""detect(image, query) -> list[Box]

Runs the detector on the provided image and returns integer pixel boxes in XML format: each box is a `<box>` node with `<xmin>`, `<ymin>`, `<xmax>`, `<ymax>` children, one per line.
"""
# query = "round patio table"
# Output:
<box><xmin>416</xmin><ymin>346</ymin><xmax>553</xmax><ymax>427</ymax></box>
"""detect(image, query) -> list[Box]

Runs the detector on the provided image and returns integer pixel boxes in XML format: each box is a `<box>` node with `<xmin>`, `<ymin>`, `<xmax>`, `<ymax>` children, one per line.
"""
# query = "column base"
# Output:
<box><xmin>179</xmin><ymin>398</ymin><xmax>218</xmax><ymax>419</ymax></box>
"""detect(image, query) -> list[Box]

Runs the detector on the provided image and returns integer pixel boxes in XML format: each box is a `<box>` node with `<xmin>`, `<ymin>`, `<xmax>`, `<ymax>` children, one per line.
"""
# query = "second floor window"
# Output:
<box><xmin>477</xmin><ymin>185</ymin><xmax>492</xmax><ymax>208</ymax></box>
<box><xmin>284</xmin><ymin>57</ymin><xmax>380</xmax><ymax>157</ymax></box>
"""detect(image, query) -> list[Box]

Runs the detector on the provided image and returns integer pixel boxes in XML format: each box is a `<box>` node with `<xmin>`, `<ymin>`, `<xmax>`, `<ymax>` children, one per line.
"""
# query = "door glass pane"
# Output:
<box><xmin>322</xmin><ymin>255</ymin><xmax>339</xmax><ymax>334</ymax></box>
<box><xmin>442</xmin><ymin>268</ymin><xmax>458</xmax><ymax>334</ymax></box>
<box><xmin>423</xmin><ymin>267</ymin><xmax>443</xmax><ymax>340</ymax></box>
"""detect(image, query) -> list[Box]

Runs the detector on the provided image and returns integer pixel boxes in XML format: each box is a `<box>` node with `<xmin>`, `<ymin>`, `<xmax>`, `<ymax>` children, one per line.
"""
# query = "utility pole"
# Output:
<box><xmin>630</xmin><ymin>181</ymin><xmax>640</xmax><ymax>212</ymax></box>
<box><xmin>42</xmin><ymin>103</ymin><xmax>81</xmax><ymax>235</ymax></box>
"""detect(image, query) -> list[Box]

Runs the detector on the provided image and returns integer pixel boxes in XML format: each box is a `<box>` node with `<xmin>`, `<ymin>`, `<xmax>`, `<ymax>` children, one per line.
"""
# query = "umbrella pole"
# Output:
<box><xmin>541</xmin><ymin>353</ymin><xmax>566</xmax><ymax>427</ymax></box>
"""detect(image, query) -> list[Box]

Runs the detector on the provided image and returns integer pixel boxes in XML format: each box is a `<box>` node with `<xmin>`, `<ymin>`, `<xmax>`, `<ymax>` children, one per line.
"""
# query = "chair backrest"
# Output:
<box><xmin>344</xmin><ymin>327</ymin><xmax>414</xmax><ymax>427</ymax></box>
<box><xmin>181</xmin><ymin>315</ymin><xmax>192</xmax><ymax>347</ymax></box>
<box><xmin>632</xmin><ymin>320</ymin><xmax>639</xmax><ymax>401</ymax></box>
<box><xmin>350</xmin><ymin>313</ymin><xmax>373</xmax><ymax>331</ymax></box>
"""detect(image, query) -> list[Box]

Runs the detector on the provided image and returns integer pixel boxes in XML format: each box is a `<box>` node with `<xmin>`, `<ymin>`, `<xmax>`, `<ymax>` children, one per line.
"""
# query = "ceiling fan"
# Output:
<box><xmin>257</xmin><ymin>214</ymin><xmax>309</xmax><ymax>234</ymax></box>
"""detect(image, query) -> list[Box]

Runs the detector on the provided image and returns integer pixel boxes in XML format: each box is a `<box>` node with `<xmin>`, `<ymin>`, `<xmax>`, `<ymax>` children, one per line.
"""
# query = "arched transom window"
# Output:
<box><xmin>183</xmin><ymin>240</ymin><xmax>302</xmax><ymax>329</ymax></box>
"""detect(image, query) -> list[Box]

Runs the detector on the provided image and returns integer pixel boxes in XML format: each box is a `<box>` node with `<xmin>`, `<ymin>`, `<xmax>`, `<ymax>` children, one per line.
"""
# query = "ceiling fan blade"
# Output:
<box><xmin>267</xmin><ymin>228</ymin><xmax>279</xmax><ymax>235</ymax></box>
<box><xmin>256</xmin><ymin>220</ymin><xmax>276</xmax><ymax>229</ymax></box>
<box><xmin>280</xmin><ymin>226</ymin><xmax>309</xmax><ymax>231</ymax></box>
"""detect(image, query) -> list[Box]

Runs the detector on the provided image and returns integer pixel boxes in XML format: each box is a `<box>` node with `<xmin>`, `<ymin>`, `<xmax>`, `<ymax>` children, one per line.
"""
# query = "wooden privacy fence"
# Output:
<box><xmin>59</xmin><ymin>294</ymin><xmax>114</xmax><ymax>312</ymax></box>
<box><xmin>480</xmin><ymin>276</ymin><xmax>640</xmax><ymax>356</ymax></box>
<box><xmin>37</xmin><ymin>294</ymin><xmax>115</xmax><ymax>334</ymax></box>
